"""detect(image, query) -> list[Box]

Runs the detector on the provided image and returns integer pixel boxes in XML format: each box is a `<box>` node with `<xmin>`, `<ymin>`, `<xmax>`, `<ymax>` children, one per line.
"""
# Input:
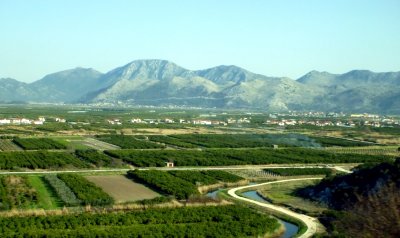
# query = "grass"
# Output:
<box><xmin>258</xmin><ymin>179</ymin><xmax>327</xmax><ymax>215</ymax></box>
<box><xmin>27</xmin><ymin>176</ymin><xmax>63</xmax><ymax>209</ymax></box>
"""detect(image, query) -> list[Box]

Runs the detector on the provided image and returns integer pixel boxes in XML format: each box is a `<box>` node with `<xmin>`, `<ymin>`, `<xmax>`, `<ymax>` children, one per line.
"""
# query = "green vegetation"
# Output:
<box><xmin>168</xmin><ymin>171</ymin><xmax>218</xmax><ymax>185</ymax></box>
<box><xmin>75</xmin><ymin>149</ymin><xmax>113</xmax><ymax>167</ymax></box>
<box><xmin>263</xmin><ymin>168</ymin><xmax>333</xmax><ymax>176</ymax></box>
<box><xmin>167</xmin><ymin>170</ymin><xmax>243</xmax><ymax>185</ymax></box>
<box><xmin>0</xmin><ymin>151</ymin><xmax>89</xmax><ymax>169</ymax></box>
<box><xmin>299</xmin><ymin>159</ymin><xmax>400</xmax><ymax>237</ymax></box>
<box><xmin>27</xmin><ymin>176</ymin><xmax>61</xmax><ymax>209</ymax></box>
<box><xmin>0</xmin><ymin>176</ymin><xmax>38</xmax><ymax>210</ymax></box>
<box><xmin>170</xmin><ymin>134</ymin><xmax>291</xmax><ymax>148</ymax></box>
<box><xmin>57</xmin><ymin>174</ymin><xmax>114</xmax><ymax>206</ymax></box>
<box><xmin>0</xmin><ymin>205</ymin><xmax>280</xmax><ymax>237</ymax></box>
<box><xmin>105</xmin><ymin>148</ymin><xmax>392</xmax><ymax>167</ymax></box>
<box><xmin>310</xmin><ymin>136</ymin><xmax>372</xmax><ymax>147</ymax></box>
<box><xmin>0</xmin><ymin>139</ymin><xmax>21</xmax><ymax>151</ymax></box>
<box><xmin>13</xmin><ymin>138</ymin><xmax>67</xmax><ymax>150</ymax></box>
<box><xmin>147</xmin><ymin>135</ymin><xmax>197</xmax><ymax>148</ymax></box>
<box><xmin>258</xmin><ymin>180</ymin><xmax>326</xmax><ymax>215</ymax></box>
<box><xmin>202</xmin><ymin>170</ymin><xmax>244</xmax><ymax>182</ymax></box>
<box><xmin>43</xmin><ymin>174</ymin><xmax>81</xmax><ymax>206</ymax></box>
<box><xmin>127</xmin><ymin>170</ymin><xmax>199</xmax><ymax>199</ymax></box>
<box><xmin>96</xmin><ymin>135</ymin><xmax>164</xmax><ymax>149</ymax></box>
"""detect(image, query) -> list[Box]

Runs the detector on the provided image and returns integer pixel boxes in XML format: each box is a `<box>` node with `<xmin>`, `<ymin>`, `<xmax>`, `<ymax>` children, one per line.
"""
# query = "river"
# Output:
<box><xmin>206</xmin><ymin>189</ymin><xmax>299</xmax><ymax>238</ymax></box>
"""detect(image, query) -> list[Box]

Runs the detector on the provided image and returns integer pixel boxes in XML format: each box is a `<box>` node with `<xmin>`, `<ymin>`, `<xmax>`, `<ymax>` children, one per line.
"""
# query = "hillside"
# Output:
<box><xmin>297</xmin><ymin>159</ymin><xmax>400</xmax><ymax>237</ymax></box>
<box><xmin>1</xmin><ymin>59</ymin><xmax>399</xmax><ymax>113</ymax></box>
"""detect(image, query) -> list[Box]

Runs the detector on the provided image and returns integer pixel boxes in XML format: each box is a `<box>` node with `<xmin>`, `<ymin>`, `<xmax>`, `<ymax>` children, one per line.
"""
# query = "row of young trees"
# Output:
<box><xmin>75</xmin><ymin>149</ymin><xmax>113</xmax><ymax>167</ymax></box>
<box><xmin>263</xmin><ymin>168</ymin><xmax>333</xmax><ymax>176</ymax></box>
<box><xmin>13</xmin><ymin>138</ymin><xmax>67</xmax><ymax>150</ymax></box>
<box><xmin>0</xmin><ymin>205</ymin><xmax>280</xmax><ymax>237</ymax></box>
<box><xmin>147</xmin><ymin>135</ymin><xmax>197</xmax><ymax>148</ymax></box>
<box><xmin>105</xmin><ymin>148</ymin><xmax>391</xmax><ymax>167</ymax></box>
<box><xmin>43</xmin><ymin>175</ymin><xmax>81</xmax><ymax>206</ymax></box>
<box><xmin>127</xmin><ymin>170</ymin><xmax>199</xmax><ymax>199</ymax></box>
<box><xmin>96</xmin><ymin>135</ymin><xmax>164</xmax><ymax>149</ymax></box>
<box><xmin>168</xmin><ymin>170</ymin><xmax>243</xmax><ymax>185</ymax></box>
<box><xmin>57</xmin><ymin>174</ymin><xmax>114</xmax><ymax>206</ymax></box>
<box><xmin>0</xmin><ymin>151</ymin><xmax>89</xmax><ymax>169</ymax></box>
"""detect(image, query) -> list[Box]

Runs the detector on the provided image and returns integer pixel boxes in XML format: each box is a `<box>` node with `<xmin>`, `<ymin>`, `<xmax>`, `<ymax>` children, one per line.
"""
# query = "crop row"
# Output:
<box><xmin>57</xmin><ymin>174</ymin><xmax>114</xmax><ymax>206</ymax></box>
<box><xmin>147</xmin><ymin>135</ymin><xmax>197</xmax><ymax>148</ymax></box>
<box><xmin>127</xmin><ymin>170</ymin><xmax>199</xmax><ymax>199</ymax></box>
<box><xmin>168</xmin><ymin>170</ymin><xmax>243</xmax><ymax>185</ymax></box>
<box><xmin>263</xmin><ymin>168</ymin><xmax>334</xmax><ymax>176</ymax></box>
<box><xmin>13</xmin><ymin>138</ymin><xmax>67</xmax><ymax>150</ymax></box>
<box><xmin>43</xmin><ymin>175</ymin><xmax>81</xmax><ymax>206</ymax></box>
<box><xmin>0</xmin><ymin>151</ymin><xmax>89</xmax><ymax>170</ymax></box>
<box><xmin>0</xmin><ymin>205</ymin><xmax>280</xmax><ymax>237</ymax></box>
<box><xmin>75</xmin><ymin>149</ymin><xmax>113</xmax><ymax>167</ymax></box>
<box><xmin>96</xmin><ymin>135</ymin><xmax>164</xmax><ymax>149</ymax></box>
<box><xmin>105</xmin><ymin>148</ymin><xmax>392</xmax><ymax>167</ymax></box>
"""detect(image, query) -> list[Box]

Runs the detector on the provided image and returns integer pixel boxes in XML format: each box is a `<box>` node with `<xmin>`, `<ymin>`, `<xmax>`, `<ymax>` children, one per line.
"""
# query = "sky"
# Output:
<box><xmin>1</xmin><ymin>0</ymin><xmax>399</xmax><ymax>82</ymax></box>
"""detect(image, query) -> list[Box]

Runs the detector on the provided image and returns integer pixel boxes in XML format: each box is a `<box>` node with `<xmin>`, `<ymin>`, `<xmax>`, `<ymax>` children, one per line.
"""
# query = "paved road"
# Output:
<box><xmin>0</xmin><ymin>165</ymin><xmax>352</xmax><ymax>175</ymax></box>
<box><xmin>228</xmin><ymin>178</ymin><xmax>324</xmax><ymax>238</ymax></box>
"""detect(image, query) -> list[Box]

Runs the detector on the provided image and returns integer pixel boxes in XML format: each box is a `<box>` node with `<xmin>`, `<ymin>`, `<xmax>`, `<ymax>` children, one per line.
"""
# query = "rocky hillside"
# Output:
<box><xmin>1</xmin><ymin>59</ymin><xmax>399</xmax><ymax>113</ymax></box>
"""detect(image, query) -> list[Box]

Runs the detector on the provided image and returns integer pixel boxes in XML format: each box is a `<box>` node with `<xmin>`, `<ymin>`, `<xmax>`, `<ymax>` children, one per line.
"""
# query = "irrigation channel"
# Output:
<box><xmin>207</xmin><ymin>178</ymin><xmax>327</xmax><ymax>238</ymax></box>
<box><xmin>207</xmin><ymin>186</ymin><xmax>299</xmax><ymax>238</ymax></box>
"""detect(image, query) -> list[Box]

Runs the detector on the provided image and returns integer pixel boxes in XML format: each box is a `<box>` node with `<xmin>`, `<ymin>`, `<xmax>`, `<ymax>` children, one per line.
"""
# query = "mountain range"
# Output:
<box><xmin>1</xmin><ymin>59</ymin><xmax>399</xmax><ymax>113</ymax></box>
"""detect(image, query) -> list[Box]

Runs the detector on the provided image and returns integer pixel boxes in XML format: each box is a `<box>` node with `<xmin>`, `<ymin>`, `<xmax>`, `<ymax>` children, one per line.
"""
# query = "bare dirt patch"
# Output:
<box><xmin>85</xmin><ymin>175</ymin><xmax>160</xmax><ymax>203</ymax></box>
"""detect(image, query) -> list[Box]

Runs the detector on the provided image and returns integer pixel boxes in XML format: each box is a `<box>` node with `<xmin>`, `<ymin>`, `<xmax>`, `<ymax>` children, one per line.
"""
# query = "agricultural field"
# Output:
<box><xmin>43</xmin><ymin>174</ymin><xmax>81</xmax><ymax>206</ymax></box>
<box><xmin>325</xmin><ymin>146</ymin><xmax>400</xmax><ymax>157</ymax></box>
<box><xmin>0</xmin><ymin>205</ymin><xmax>281</xmax><ymax>237</ymax></box>
<box><xmin>147</xmin><ymin>135</ymin><xmax>197</xmax><ymax>148</ymax></box>
<box><xmin>81</xmin><ymin>137</ymin><xmax>121</xmax><ymax>151</ymax></box>
<box><xmin>0</xmin><ymin>151</ymin><xmax>89</xmax><ymax>170</ymax></box>
<box><xmin>263</xmin><ymin>168</ymin><xmax>334</xmax><ymax>176</ymax></box>
<box><xmin>57</xmin><ymin>174</ymin><xmax>114</xmax><ymax>206</ymax></box>
<box><xmin>0</xmin><ymin>139</ymin><xmax>22</xmax><ymax>151</ymax></box>
<box><xmin>75</xmin><ymin>149</ymin><xmax>115</xmax><ymax>167</ymax></box>
<box><xmin>0</xmin><ymin>175</ymin><xmax>38</xmax><ymax>210</ymax></box>
<box><xmin>105</xmin><ymin>147</ymin><xmax>393</xmax><ymax>167</ymax></box>
<box><xmin>86</xmin><ymin>175</ymin><xmax>160</xmax><ymax>203</ymax></box>
<box><xmin>127</xmin><ymin>170</ymin><xmax>199</xmax><ymax>199</ymax></box>
<box><xmin>13</xmin><ymin>138</ymin><xmax>67</xmax><ymax>150</ymax></box>
<box><xmin>310</xmin><ymin>136</ymin><xmax>374</xmax><ymax>147</ymax></box>
<box><xmin>96</xmin><ymin>135</ymin><xmax>164</xmax><ymax>149</ymax></box>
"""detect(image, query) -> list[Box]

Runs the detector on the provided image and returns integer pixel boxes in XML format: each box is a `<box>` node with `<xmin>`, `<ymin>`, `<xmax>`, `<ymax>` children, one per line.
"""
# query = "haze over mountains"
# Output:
<box><xmin>1</xmin><ymin>59</ymin><xmax>399</xmax><ymax>113</ymax></box>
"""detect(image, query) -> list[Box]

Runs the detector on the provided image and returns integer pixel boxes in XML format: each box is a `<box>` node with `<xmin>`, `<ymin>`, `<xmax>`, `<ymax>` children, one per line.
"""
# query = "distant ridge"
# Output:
<box><xmin>1</xmin><ymin>59</ymin><xmax>399</xmax><ymax>113</ymax></box>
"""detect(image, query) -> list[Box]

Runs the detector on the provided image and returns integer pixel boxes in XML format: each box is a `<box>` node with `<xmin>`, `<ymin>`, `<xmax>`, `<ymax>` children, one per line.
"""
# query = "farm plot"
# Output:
<box><xmin>96</xmin><ymin>135</ymin><xmax>164</xmax><ymax>149</ymax></box>
<box><xmin>0</xmin><ymin>175</ymin><xmax>38</xmax><ymax>210</ymax></box>
<box><xmin>86</xmin><ymin>175</ymin><xmax>160</xmax><ymax>203</ymax></box>
<box><xmin>13</xmin><ymin>138</ymin><xmax>67</xmax><ymax>150</ymax></box>
<box><xmin>0</xmin><ymin>151</ymin><xmax>89</xmax><ymax>170</ymax></box>
<box><xmin>82</xmin><ymin>137</ymin><xmax>121</xmax><ymax>151</ymax></box>
<box><xmin>57</xmin><ymin>174</ymin><xmax>114</xmax><ymax>206</ymax></box>
<box><xmin>0</xmin><ymin>139</ymin><xmax>22</xmax><ymax>151</ymax></box>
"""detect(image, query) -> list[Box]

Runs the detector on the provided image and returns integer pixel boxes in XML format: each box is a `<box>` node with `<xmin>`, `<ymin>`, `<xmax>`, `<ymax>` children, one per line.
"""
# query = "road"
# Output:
<box><xmin>228</xmin><ymin>178</ymin><xmax>323</xmax><ymax>238</ymax></box>
<box><xmin>0</xmin><ymin>164</ymin><xmax>352</xmax><ymax>175</ymax></box>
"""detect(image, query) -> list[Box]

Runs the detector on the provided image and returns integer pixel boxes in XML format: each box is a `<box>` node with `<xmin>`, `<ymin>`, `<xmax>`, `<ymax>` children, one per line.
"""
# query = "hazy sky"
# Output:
<box><xmin>1</xmin><ymin>0</ymin><xmax>399</xmax><ymax>82</ymax></box>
